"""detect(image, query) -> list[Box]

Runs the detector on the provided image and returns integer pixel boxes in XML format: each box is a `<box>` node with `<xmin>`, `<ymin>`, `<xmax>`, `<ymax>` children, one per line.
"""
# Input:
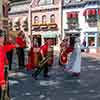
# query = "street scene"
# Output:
<box><xmin>0</xmin><ymin>0</ymin><xmax>100</xmax><ymax>100</ymax></box>
<box><xmin>9</xmin><ymin>53</ymin><xmax>100</xmax><ymax>100</ymax></box>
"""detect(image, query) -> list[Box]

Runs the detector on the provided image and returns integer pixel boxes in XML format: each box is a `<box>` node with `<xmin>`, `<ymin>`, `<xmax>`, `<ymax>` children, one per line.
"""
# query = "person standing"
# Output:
<box><xmin>64</xmin><ymin>37</ymin><xmax>75</xmax><ymax>72</ymax></box>
<box><xmin>0</xmin><ymin>29</ymin><xmax>17</xmax><ymax>99</ymax></box>
<box><xmin>16</xmin><ymin>31</ymin><xmax>26</xmax><ymax>70</ymax></box>
<box><xmin>33</xmin><ymin>40</ymin><xmax>50</xmax><ymax>79</ymax></box>
<box><xmin>6</xmin><ymin>36</ymin><xmax>14</xmax><ymax>71</ymax></box>
<box><xmin>60</xmin><ymin>38</ymin><xmax>72</xmax><ymax>66</ymax></box>
<box><xmin>66</xmin><ymin>37</ymin><xmax>81</xmax><ymax>77</ymax></box>
<box><xmin>71</xmin><ymin>37</ymin><xmax>81</xmax><ymax>77</ymax></box>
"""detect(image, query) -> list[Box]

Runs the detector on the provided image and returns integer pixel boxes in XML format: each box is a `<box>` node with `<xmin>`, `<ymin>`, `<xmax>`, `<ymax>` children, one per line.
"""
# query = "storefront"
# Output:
<box><xmin>42</xmin><ymin>31</ymin><xmax>57</xmax><ymax>45</ymax></box>
<box><xmin>83</xmin><ymin>32</ymin><xmax>99</xmax><ymax>53</ymax></box>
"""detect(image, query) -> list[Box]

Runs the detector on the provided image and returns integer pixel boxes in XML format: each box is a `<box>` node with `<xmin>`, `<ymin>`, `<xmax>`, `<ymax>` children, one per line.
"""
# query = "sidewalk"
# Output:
<box><xmin>82</xmin><ymin>52</ymin><xmax>100</xmax><ymax>60</ymax></box>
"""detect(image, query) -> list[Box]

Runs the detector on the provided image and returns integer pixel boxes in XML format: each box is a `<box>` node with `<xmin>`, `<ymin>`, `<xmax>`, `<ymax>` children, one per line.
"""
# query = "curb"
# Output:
<box><xmin>82</xmin><ymin>53</ymin><xmax>100</xmax><ymax>60</ymax></box>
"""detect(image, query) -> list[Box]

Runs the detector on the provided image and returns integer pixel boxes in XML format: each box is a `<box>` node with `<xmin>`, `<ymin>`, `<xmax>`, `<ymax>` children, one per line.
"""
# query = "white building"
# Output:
<box><xmin>63</xmin><ymin>0</ymin><xmax>100</xmax><ymax>53</ymax></box>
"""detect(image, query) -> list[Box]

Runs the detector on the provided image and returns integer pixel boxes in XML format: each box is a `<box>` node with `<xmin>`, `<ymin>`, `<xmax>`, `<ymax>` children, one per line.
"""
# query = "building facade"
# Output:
<box><xmin>63</xmin><ymin>0</ymin><xmax>100</xmax><ymax>53</ymax></box>
<box><xmin>0</xmin><ymin>0</ymin><xmax>9</xmax><ymax>32</ymax></box>
<box><xmin>8</xmin><ymin>0</ymin><xmax>31</xmax><ymax>32</ymax></box>
<box><xmin>8</xmin><ymin>0</ymin><xmax>31</xmax><ymax>47</ymax></box>
<box><xmin>29</xmin><ymin>0</ymin><xmax>62</xmax><ymax>47</ymax></box>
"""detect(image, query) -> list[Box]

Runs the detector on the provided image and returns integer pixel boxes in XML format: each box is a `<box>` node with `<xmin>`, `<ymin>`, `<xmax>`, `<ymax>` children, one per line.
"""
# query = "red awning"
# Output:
<box><xmin>91</xmin><ymin>9</ymin><xmax>96</xmax><ymax>15</ymax></box>
<box><xmin>67</xmin><ymin>12</ymin><xmax>73</xmax><ymax>18</ymax></box>
<box><xmin>67</xmin><ymin>12</ymin><xmax>78</xmax><ymax>18</ymax></box>
<box><xmin>87</xmin><ymin>9</ymin><xmax>92</xmax><ymax>15</ymax></box>
<box><xmin>87</xmin><ymin>9</ymin><xmax>96</xmax><ymax>15</ymax></box>
<box><xmin>72</xmin><ymin>12</ymin><xmax>78</xmax><ymax>18</ymax></box>
<box><xmin>98</xmin><ymin>9</ymin><xmax>100</xmax><ymax>15</ymax></box>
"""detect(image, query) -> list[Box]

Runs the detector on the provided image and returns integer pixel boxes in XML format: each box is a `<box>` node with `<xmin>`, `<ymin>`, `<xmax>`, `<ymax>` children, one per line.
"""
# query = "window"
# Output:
<box><xmin>88</xmin><ymin>37</ymin><xmax>95</xmax><ymax>47</ymax></box>
<box><xmin>34</xmin><ymin>16</ymin><xmax>39</xmax><ymax>24</ymax></box>
<box><xmin>42</xmin><ymin>15</ymin><xmax>46</xmax><ymax>24</ymax></box>
<box><xmin>39</xmin><ymin>0</ymin><xmax>53</xmax><ymax>5</ymax></box>
<box><xmin>50</xmin><ymin>14</ymin><xmax>55</xmax><ymax>23</ymax></box>
<box><xmin>8</xmin><ymin>20</ymin><xmax>12</xmax><ymax>30</ymax></box>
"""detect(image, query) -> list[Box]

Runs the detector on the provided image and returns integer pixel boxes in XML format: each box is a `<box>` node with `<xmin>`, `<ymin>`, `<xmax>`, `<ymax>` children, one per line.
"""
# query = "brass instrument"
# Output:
<box><xmin>1</xmin><ymin>66</ymin><xmax>10</xmax><ymax>100</ymax></box>
<box><xmin>32</xmin><ymin>54</ymin><xmax>51</xmax><ymax>77</ymax></box>
<box><xmin>39</xmin><ymin>54</ymin><xmax>51</xmax><ymax>67</ymax></box>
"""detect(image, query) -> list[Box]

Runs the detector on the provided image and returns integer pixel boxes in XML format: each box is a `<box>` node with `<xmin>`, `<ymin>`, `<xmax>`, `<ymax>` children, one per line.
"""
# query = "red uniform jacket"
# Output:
<box><xmin>60</xmin><ymin>47</ymin><xmax>74</xmax><ymax>64</ymax></box>
<box><xmin>16</xmin><ymin>37</ymin><xmax>26</xmax><ymax>48</ymax></box>
<box><xmin>0</xmin><ymin>44</ymin><xmax>16</xmax><ymax>86</ymax></box>
<box><xmin>40</xmin><ymin>44</ymin><xmax>48</xmax><ymax>57</ymax></box>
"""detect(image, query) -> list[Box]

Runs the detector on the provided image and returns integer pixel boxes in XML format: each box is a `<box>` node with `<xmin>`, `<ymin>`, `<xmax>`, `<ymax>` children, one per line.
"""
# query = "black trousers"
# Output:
<box><xmin>16</xmin><ymin>48</ymin><xmax>25</xmax><ymax>69</ymax></box>
<box><xmin>0</xmin><ymin>86</ymin><xmax>1</xmax><ymax>99</ymax></box>
<box><xmin>6</xmin><ymin>50</ymin><xmax>13</xmax><ymax>70</ymax></box>
<box><xmin>43</xmin><ymin>63</ymin><xmax>49</xmax><ymax>77</ymax></box>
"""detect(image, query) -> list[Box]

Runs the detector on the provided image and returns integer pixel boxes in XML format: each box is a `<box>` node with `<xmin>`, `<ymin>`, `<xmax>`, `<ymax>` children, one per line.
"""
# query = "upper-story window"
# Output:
<box><xmin>42</xmin><ymin>15</ymin><xmax>46</xmax><ymax>24</ymax></box>
<box><xmin>67</xmin><ymin>12</ymin><xmax>79</xmax><ymax>29</ymax></box>
<box><xmin>34</xmin><ymin>16</ymin><xmax>39</xmax><ymax>24</ymax></box>
<box><xmin>67</xmin><ymin>12</ymin><xmax>79</xmax><ymax>24</ymax></box>
<box><xmin>8</xmin><ymin>20</ymin><xmax>12</xmax><ymax>30</ymax></box>
<box><xmin>39</xmin><ymin>0</ymin><xmax>54</xmax><ymax>5</ymax></box>
<box><xmin>50</xmin><ymin>14</ymin><xmax>55</xmax><ymax>23</ymax></box>
<box><xmin>83</xmin><ymin>8</ymin><xmax>97</xmax><ymax>26</ymax></box>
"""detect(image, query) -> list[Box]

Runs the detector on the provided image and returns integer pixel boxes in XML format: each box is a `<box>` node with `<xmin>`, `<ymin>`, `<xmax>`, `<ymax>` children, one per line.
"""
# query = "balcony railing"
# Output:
<box><xmin>32</xmin><ymin>23</ymin><xmax>40</xmax><ymax>30</ymax></box>
<box><xmin>48</xmin><ymin>23</ymin><xmax>58</xmax><ymax>29</ymax></box>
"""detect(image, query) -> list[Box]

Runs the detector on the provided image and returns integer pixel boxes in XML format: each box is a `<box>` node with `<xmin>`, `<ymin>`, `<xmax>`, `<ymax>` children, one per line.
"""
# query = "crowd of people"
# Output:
<box><xmin>0</xmin><ymin>29</ymin><xmax>81</xmax><ymax>99</ymax></box>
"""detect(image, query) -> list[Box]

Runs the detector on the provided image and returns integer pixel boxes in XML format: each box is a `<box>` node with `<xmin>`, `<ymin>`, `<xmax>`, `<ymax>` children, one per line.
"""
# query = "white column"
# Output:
<box><xmin>28</xmin><ymin>5</ymin><xmax>32</xmax><ymax>36</ymax></box>
<box><xmin>58</xmin><ymin>0</ymin><xmax>63</xmax><ymax>39</ymax></box>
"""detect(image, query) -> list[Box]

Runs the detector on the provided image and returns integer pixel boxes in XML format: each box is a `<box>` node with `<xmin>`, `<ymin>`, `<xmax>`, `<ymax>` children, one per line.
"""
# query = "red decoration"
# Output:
<box><xmin>67</xmin><ymin>12</ymin><xmax>78</xmax><ymax>18</ymax></box>
<box><xmin>87</xmin><ymin>9</ymin><xmax>92</xmax><ymax>15</ymax></box>
<box><xmin>67</xmin><ymin>12</ymin><xmax>72</xmax><ymax>18</ymax></box>
<box><xmin>92</xmin><ymin>9</ymin><xmax>96</xmax><ymax>15</ymax></box>
<box><xmin>98</xmin><ymin>9</ymin><xmax>100</xmax><ymax>15</ymax></box>
<box><xmin>72</xmin><ymin>12</ymin><xmax>78</xmax><ymax>18</ymax></box>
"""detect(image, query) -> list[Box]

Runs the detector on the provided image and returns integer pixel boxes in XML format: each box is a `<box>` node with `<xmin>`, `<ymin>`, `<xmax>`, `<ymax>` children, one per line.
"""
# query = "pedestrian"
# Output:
<box><xmin>26</xmin><ymin>38</ymin><xmax>39</xmax><ymax>70</ymax></box>
<box><xmin>32</xmin><ymin>40</ymin><xmax>50</xmax><ymax>79</ymax></box>
<box><xmin>71</xmin><ymin>37</ymin><xmax>81</xmax><ymax>77</ymax></box>
<box><xmin>60</xmin><ymin>38</ymin><xmax>73</xmax><ymax>66</ymax></box>
<box><xmin>81</xmin><ymin>38</ymin><xmax>86</xmax><ymax>52</ymax></box>
<box><xmin>0</xmin><ymin>29</ymin><xmax>17</xmax><ymax>99</ymax></box>
<box><xmin>6</xmin><ymin>36</ymin><xmax>14</xmax><ymax>71</ymax></box>
<box><xmin>64</xmin><ymin>36</ymin><xmax>75</xmax><ymax>70</ymax></box>
<box><xmin>16</xmin><ymin>31</ymin><xmax>26</xmax><ymax>70</ymax></box>
<box><xmin>66</xmin><ymin>37</ymin><xmax>81</xmax><ymax>77</ymax></box>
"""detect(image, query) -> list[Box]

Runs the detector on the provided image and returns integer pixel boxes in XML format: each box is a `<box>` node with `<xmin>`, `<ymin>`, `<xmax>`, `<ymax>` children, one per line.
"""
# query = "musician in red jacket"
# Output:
<box><xmin>16</xmin><ymin>31</ymin><xmax>26</xmax><ymax>70</ymax></box>
<box><xmin>0</xmin><ymin>30</ymin><xmax>17</xmax><ymax>99</ymax></box>
<box><xmin>33</xmin><ymin>40</ymin><xmax>50</xmax><ymax>79</ymax></box>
